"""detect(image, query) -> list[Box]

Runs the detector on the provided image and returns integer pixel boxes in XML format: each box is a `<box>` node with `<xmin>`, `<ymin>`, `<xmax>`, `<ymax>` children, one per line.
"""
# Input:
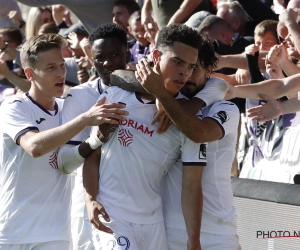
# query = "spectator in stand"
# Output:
<box><xmin>217</xmin><ymin>0</ymin><xmax>255</xmax><ymax>37</ymax></box>
<box><xmin>141</xmin><ymin>0</ymin><xmax>214</xmax><ymax>30</ymax></box>
<box><xmin>0</xmin><ymin>0</ymin><xmax>23</xmax><ymax>30</ymax></box>
<box><xmin>16</xmin><ymin>0</ymin><xmax>114</xmax><ymax>33</ymax></box>
<box><xmin>25</xmin><ymin>6</ymin><xmax>53</xmax><ymax>39</ymax></box>
<box><xmin>0</xmin><ymin>27</ymin><xmax>30</xmax><ymax>93</ymax></box>
<box><xmin>112</xmin><ymin>0</ymin><xmax>141</xmax><ymax>48</ymax></box>
<box><xmin>128</xmin><ymin>11</ymin><xmax>150</xmax><ymax>63</ymax></box>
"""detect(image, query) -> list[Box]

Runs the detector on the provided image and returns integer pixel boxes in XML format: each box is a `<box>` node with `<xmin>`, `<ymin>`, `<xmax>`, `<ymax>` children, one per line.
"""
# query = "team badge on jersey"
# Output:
<box><xmin>199</xmin><ymin>144</ymin><xmax>207</xmax><ymax>159</ymax></box>
<box><xmin>118</xmin><ymin>128</ymin><xmax>133</xmax><ymax>147</ymax></box>
<box><xmin>213</xmin><ymin>111</ymin><xmax>229</xmax><ymax>124</ymax></box>
<box><xmin>49</xmin><ymin>152</ymin><xmax>58</xmax><ymax>169</ymax></box>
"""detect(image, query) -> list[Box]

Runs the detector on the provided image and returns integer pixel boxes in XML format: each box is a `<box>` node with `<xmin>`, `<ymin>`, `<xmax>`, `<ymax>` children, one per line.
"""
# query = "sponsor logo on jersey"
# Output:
<box><xmin>49</xmin><ymin>152</ymin><xmax>58</xmax><ymax>169</ymax></box>
<box><xmin>118</xmin><ymin>129</ymin><xmax>133</xmax><ymax>146</ymax></box>
<box><xmin>36</xmin><ymin>118</ymin><xmax>45</xmax><ymax>124</ymax></box>
<box><xmin>119</xmin><ymin>118</ymin><xmax>154</xmax><ymax>137</ymax></box>
<box><xmin>213</xmin><ymin>111</ymin><xmax>229</xmax><ymax>124</ymax></box>
<box><xmin>199</xmin><ymin>144</ymin><xmax>207</xmax><ymax>159</ymax></box>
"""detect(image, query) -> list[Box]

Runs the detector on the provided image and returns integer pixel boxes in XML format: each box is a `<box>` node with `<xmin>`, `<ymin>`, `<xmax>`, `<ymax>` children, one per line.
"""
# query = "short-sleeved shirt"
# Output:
<box><xmin>0</xmin><ymin>93</ymin><xmax>70</xmax><ymax>244</ymax></box>
<box><xmin>91</xmin><ymin>87</ymin><xmax>207</xmax><ymax>224</ymax></box>
<box><xmin>61</xmin><ymin>77</ymin><xmax>108</xmax><ymax>219</ymax></box>
<box><xmin>162</xmin><ymin>100</ymin><xmax>240</xmax><ymax>235</ymax></box>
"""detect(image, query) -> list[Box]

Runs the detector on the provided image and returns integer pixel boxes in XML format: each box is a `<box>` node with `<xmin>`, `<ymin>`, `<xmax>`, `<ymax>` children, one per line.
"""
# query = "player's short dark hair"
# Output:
<box><xmin>155</xmin><ymin>24</ymin><xmax>201</xmax><ymax>51</ymax></box>
<box><xmin>89</xmin><ymin>23</ymin><xmax>128</xmax><ymax>48</ymax></box>
<box><xmin>20</xmin><ymin>33</ymin><xmax>66</xmax><ymax>69</ymax></box>
<box><xmin>198</xmin><ymin>34</ymin><xmax>218</xmax><ymax>70</ymax></box>
<box><xmin>113</xmin><ymin>0</ymin><xmax>140</xmax><ymax>15</ymax></box>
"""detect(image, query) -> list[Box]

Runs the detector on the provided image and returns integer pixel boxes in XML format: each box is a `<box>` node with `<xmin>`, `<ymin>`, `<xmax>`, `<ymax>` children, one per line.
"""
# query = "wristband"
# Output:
<box><xmin>88</xmin><ymin>134</ymin><xmax>104</xmax><ymax>149</ymax></box>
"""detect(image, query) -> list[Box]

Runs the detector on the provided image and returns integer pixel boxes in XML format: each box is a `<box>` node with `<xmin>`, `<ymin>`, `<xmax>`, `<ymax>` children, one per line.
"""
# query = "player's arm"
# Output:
<box><xmin>182</xmin><ymin>164</ymin><xmax>204</xmax><ymax>250</ymax></box>
<box><xmin>167</xmin><ymin>0</ymin><xmax>203</xmax><ymax>25</ymax></box>
<box><xmin>83</xmin><ymin>147</ymin><xmax>113</xmax><ymax>234</ymax></box>
<box><xmin>19</xmin><ymin>98</ymin><xmax>127</xmax><ymax>158</ymax></box>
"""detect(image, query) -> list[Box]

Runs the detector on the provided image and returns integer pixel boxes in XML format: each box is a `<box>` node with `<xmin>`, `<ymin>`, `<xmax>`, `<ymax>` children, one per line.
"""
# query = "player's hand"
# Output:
<box><xmin>151</xmin><ymin>100</ymin><xmax>172</xmax><ymax>133</ymax></box>
<box><xmin>187</xmin><ymin>238</ymin><xmax>201</xmax><ymax>250</ymax></box>
<box><xmin>135</xmin><ymin>57</ymin><xmax>166</xmax><ymax>96</ymax></box>
<box><xmin>98</xmin><ymin>123</ymin><xmax>119</xmax><ymax>143</ymax></box>
<box><xmin>86</xmin><ymin>200</ymin><xmax>113</xmax><ymax>234</ymax></box>
<box><xmin>84</xmin><ymin>97</ymin><xmax>128</xmax><ymax>126</ymax></box>
<box><xmin>247</xmin><ymin>94</ymin><xmax>282</xmax><ymax>122</ymax></box>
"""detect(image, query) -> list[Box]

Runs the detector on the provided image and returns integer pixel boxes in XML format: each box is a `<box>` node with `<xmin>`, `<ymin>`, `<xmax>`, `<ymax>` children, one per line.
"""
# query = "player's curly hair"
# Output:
<box><xmin>155</xmin><ymin>24</ymin><xmax>201</xmax><ymax>51</ymax></box>
<box><xmin>198</xmin><ymin>34</ymin><xmax>218</xmax><ymax>71</ymax></box>
<box><xmin>89</xmin><ymin>23</ymin><xmax>127</xmax><ymax>48</ymax></box>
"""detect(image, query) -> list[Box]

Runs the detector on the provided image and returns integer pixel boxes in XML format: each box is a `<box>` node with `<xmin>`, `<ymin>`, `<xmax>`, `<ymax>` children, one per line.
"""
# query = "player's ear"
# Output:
<box><xmin>24</xmin><ymin>67</ymin><xmax>34</xmax><ymax>81</ymax></box>
<box><xmin>152</xmin><ymin>49</ymin><xmax>161</xmax><ymax>64</ymax></box>
<box><xmin>206</xmin><ymin>66</ymin><xmax>212</xmax><ymax>78</ymax></box>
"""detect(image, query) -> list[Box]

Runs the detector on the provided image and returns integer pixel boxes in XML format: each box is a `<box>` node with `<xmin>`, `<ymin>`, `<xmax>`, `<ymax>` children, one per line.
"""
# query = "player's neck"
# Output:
<box><xmin>138</xmin><ymin>92</ymin><xmax>155</xmax><ymax>100</ymax></box>
<box><xmin>28</xmin><ymin>88</ymin><xmax>56</xmax><ymax>111</ymax></box>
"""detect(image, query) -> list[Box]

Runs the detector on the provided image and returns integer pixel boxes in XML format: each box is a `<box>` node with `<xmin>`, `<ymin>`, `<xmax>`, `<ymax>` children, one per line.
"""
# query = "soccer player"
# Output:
<box><xmin>135</xmin><ymin>36</ymin><xmax>241</xmax><ymax>249</ymax></box>
<box><xmin>83</xmin><ymin>24</ymin><xmax>206</xmax><ymax>250</ymax></box>
<box><xmin>0</xmin><ymin>33</ymin><xmax>127</xmax><ymax>250</ymax></box>
<box><xmin>59</xmin><ymin>23</ymin><xmax>131</xmax><ymax>250</ymax></box>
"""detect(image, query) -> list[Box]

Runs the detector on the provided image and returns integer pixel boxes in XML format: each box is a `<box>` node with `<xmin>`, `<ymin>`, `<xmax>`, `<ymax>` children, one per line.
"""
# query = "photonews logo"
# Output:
<box><xmin>257</xmin><ymin>231</ymin><xmax>300</xmax><ymax>239</ymax></box>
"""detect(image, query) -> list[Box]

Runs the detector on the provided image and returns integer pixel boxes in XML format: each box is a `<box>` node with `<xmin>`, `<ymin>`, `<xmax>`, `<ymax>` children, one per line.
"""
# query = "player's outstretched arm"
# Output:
<box><xmin>182</xmin><ymin>165</ymin><xmax>204</xmax><ymax>250</ymax></box>
<box><xmin>83</xmin><ymin>147</ymin><xmax>113</xmax><ymax>234</ymax></box>
<box><xmin>18</xmin><ymin>98</ymin><xmax>128</xmax><ymax>158</ymax></box>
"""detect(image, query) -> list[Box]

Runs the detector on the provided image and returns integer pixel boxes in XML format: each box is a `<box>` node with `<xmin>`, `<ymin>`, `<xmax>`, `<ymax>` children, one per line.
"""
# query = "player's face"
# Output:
<box><xmin>92</xmin><ymin>37</ymin><xmax>129</xmax><ymax>86</ymax></box>
<box><xmin>156</xmin><ymin>42</ymin><xmax>198</xmax><ymax>96</ymax></box>
<box><xmin>26</xmin><ymin>48</ymin><xmax>66</xmax><ymax>98</ymax></box>
<box><xmin>181</xmin><ymin>60</ymin><xmax>211</xmax><ymax>98</ymax></box>
<box><xmin>112</xmin><ymin>6</ymin><xmax>130</xmax><ymax>31</ymax></box>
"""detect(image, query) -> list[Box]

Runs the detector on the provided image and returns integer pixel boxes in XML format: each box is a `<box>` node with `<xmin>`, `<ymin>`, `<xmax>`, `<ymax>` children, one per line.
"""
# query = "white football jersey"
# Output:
<box><xmin>92</xmin><ymin>87</ymin><xmax>207</xmax><ymax>224</ymax></box>
<box><xmin>60</xmin><ymin>77</ymin><xmax>108</xmax><ymax>219</ymax></box>
<box><xmin>0</xmin><ymin>93</ymin><xmax>70</xmax><ymax>244</ymax></box>
<box><xmin>162</xmin><ymin>100</ymin><xmax>240</xmax><ymax>235</ymax></box>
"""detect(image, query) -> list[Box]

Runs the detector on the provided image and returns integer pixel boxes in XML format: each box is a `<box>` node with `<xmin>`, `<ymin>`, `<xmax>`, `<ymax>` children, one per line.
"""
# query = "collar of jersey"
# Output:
<box><xmin>26</xmin><ymin>93</ymin><xmax>58</xmax><ymax>116</ymax></box>
<box><xmin>135</xmin><ymin>92</ymin><xmax>155</xmax><ymax>104</ymax></box>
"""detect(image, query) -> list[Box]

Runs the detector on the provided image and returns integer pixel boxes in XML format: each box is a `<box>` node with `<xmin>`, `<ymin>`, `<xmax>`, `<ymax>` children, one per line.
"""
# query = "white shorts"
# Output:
<box><xmin>165</xmin><ymin>227</ymin><xmax>241</xmax><ymax>250</ymax></box>
<box><xmin>71</xmin><ymin>217</ymin><xmax>95</xmax><ymax>250</ymax></box>
<box><xmin>92</xmin><ymin>217</ymin><xmax>168</xmax><ymax>250</ymax></box>
<box><xmin>0</xmin><ymin>241</ymin><xmax>69</xmax><ymax>250</ymax></box>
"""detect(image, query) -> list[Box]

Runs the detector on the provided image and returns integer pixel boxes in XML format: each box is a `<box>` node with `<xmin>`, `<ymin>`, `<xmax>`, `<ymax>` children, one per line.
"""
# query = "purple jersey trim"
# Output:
<box><xmin>14</xmin><ymin>126</ymin><xmax>39</xmax><ymax>145</ymax></box>
<box><xmin>182</xmin><ymin>162</ymin><xmax>206</xmax><ymax>166</ymax></box>
<box><xmin>204</xmin><ymin>117</ymin><xmax>225</xmax><ymax>139</ymax></box>
<box><xmin>26</xmin><ymin>93</ymin><xmax>58</xmax><ymax>116</ymax></box>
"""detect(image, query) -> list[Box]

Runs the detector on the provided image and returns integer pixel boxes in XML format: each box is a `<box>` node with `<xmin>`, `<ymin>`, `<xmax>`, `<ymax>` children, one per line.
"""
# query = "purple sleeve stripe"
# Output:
<box><xmin>14</xmin><ymin>126</ymin><xmax>39</xmax><ymax>145</ymax></box>
<box><xmin>67</xmin><ymin>140</ymin><xmax>82</xmax><ymax>145</ymax></box>
<box><xmin>182</xmin><ymin>162</ymin><xmax>206</xmax><ymax>166</ymax></box>
<box><xmin>205</xmin><ymin>117</ymin><xmax>225</xmax><ymax>139</ymax></box>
